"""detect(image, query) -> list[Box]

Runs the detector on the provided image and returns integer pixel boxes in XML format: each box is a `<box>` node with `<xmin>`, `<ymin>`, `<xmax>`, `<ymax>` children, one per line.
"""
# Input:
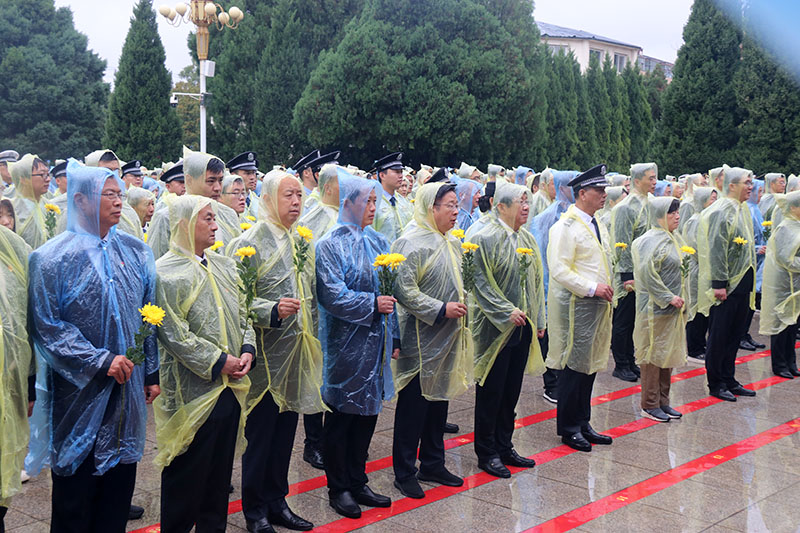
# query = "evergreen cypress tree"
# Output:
<box><xmin>0</xmin><ymin>0</ymin><xmax>108</xmax><ymax>160</ymax></box>
<box><xmin>603</xmin><ymin>56</ymin><xmax>630</xmax><ymax>170</ymax></box>
<box><xmin>104</xmin><ymin>0</ymin><xmax>182</xmax><ymax>166</ymax></box>
<box><xmin>173</xmin><ymin>65</ymin><xmax>200</xmax><ymax>151</ymax></box>
<box><xmin>642</xmin><ymin>65</ymin><xmax>667</xmax><ymax>123</ymax></box>
<box><xmin>734</xmin><ymin>36</ymin><xmax>800</xmax><ymax>173</ymax></box>
<box><xmin>622</xmin><ymin>64</ymin><xmax>654</xmax><ymax>163</ymax></box>
<box><xmin>544</xmin><ymin>50</ymin><xmax>580</xmax><ymax>168</ymax></box>
<box><xmin>651</xmin><ymin>0</ymin><xmax>742</xmax><ymax>173</ymax></box>
<box><xmin>292</xmin><ymin>0</ymin><xmax>541</xmax><ymax>169</ymax></box>
<box><xmin>585</xmin><ymin>54</ymin><xmax>612</xmax><ymax>167</ymax></box>
<box><xmin>573</xmin><ymin>60</ymin><xmax>599</xmax><ymax>169</ymax></box>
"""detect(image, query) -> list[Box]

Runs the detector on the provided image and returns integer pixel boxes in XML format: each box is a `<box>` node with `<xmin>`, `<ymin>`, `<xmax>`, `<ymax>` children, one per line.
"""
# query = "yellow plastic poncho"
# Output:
<box><xmin>529</xmin><ymin>168</ymin><xmax>553</xmax><ymax>218</ymax></box>
<box><xmin>9</xmin><ymin>154</ymin><xmax>47</xmax><ymax>249</ymax></box>
<box><xmin>225</xmin><ymin>172</ymin><xmax>326</xmax><ymax>415</ymax></box>
<box><xmin>759</xmin><ymin>172</ymin><xmax>785</xmax><ymax>220</ymax></box>
<box><xmin>470</xmin><ymin>183</ymin><xmax>545</xmax><ymax>385</ymax></box>
<box><xmin>680</xmin><ymin>187</ymin><xmax>717</xmax><ymax>321</ymax></box>
<box><xmin>391</xmin><ymin>183</ymin><xmax>473</xmax><ymax>400</ymax></box>
<box><xmin>632</xmin><ymin>197</ymin><xmax>687</xmax><ymax>369</ymax></box>
<box><xmin>0</xmin><ymin>226</ymin><xmax>32</xmax><ymax>507</ymax></box>
<box><xmin>759</xmin><ymin>191</ymin><xmax>800</xmax><ymax>335</ymax></box>
<box><xmin>372</xmin><ymin>184</ymin><xmax>413</xmax><ymax>242</ymax></box>
<box><xmin>126</xmin><ymin>186</ymin><xmax>155</xmax><ymax>229</ymax></box>
<box><xmin>148</xmin><ymin>151</ymin><xmax>241</xmax><ymax>258</ymax></box>
<box><xmin>297</xmin><ymin>165</ymin><xmax>339</xmax><ymax>240</ymax></box>
<box><xmin>154</xmin><ymin>195</ymin><xmax>253</xmax><ymax>469</ymax></box>
<box><xmin>697</xmin><ymin>168</ymin><xmax>757</xmax><ymax>317</ymax></box>
<box><xmin>596</xmin><ymin>186</ymin><xmax>627</xmax><ymax>232</ymax></box>
<box><xmin>546</xmin><ymin>205</ymin><xmax>614</xmax><ymax>375</ymax></box>
<box><xmin>610</xmin><ymin>177</ymin><xmax>652</xmax><ymax>306</ymax></box>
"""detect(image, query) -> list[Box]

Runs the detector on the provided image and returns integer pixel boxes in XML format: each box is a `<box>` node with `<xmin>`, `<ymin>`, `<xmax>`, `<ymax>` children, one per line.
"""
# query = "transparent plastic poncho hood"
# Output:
<box><xmin>610</xmin><ymin>179</ymin><xmax>652</xmax><ymax>305</ymax></box>
<box><xmin>681</xmin><ymin>187</ymin><xmax>717</xmax><ymax>321</ymax></box>
<box><xmin>452</xmin><ymin>176</ymin><xmax>481</xmax><ymax>231</ymax></box>
<box><xmin>9</xmin><ymin>153</ymin><xmax>47</xmax><ymax>248</ymax></box>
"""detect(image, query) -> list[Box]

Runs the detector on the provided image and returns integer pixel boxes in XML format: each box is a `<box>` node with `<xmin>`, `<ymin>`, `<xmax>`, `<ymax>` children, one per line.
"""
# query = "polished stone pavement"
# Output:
<box><xmin>6</xmin><ymin>317</ymin><xmax>800</xmax><ymax>532</ymax></box>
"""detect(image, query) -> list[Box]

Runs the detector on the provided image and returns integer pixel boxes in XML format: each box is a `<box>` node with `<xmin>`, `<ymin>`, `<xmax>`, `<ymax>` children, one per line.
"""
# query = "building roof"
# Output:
<box><xmin>536</xmin><ymin>21</ymin><xmax>642</xmax><ymax>51</ymax></box>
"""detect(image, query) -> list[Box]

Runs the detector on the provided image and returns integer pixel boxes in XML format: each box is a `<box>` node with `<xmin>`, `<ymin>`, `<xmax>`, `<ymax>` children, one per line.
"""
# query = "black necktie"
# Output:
<box><xmin>591</xmin><ymin>217</ymin><xmax>602</xmax><ymax>243</ymax></box>
<box><xmin>390</xmin><ymin>197</ymin><xmax>396</xmax><ymax>207</ymax></box>
<box><xmin>200</xmin><ymin>258</ymin><xmax>208</xmax><ymax>267</ymax></box>
<box><xmin>246</xmin><ymin>196</ymin><xmax>251</xmax><ymax>207</ymax></box>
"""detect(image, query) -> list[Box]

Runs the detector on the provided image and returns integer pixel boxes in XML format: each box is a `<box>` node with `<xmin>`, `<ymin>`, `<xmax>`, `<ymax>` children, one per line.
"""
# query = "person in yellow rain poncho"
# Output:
<box><xmin>9</xmin><ymin>153</ymin><xmax>49</xmax><ymax>249</ymax></box>
<box><xmin>632</xmin><ymin>197</ymin><xmax>688</xmax><ymax>423</ymax></box>
<box><xmin>372</xmin><ymin>152</ymin><xmax>413</xmax><ymax>242</ymax></box>
<box><xmin>759</xmin><ymin>172</ymin><xmax>787</xmax><ymax>221</ymax></box>
<box><xmin>678</xmin><ymin>173</ymin><xmax>708</xmax><ymax>233</ymax></box>
<box><xmin>390</xmin><ymin>182</ymin><xmax>472</xmax><ymax>498</ymax></box>
<box><xmin>126</xmin><ymin>186</ymin><xmax>155</xmax><ymax>235</ymax></box>
<box><xmin>0</xmin><ymin>224</ymin><xmax>33</xmax><ymax>532</ymax></box>
<box><xmin>609</xmin><ymin>162</ymin><xmax>657</xmax><ymax>383</ymax></box>
<box><xmin>219</xmin><ymin>173</ymin><xmax>248</xmax><ymax>218</ymax></box>
<box><xmin>770</xmin><ymin>175</ymin><xmax>800</xmax><ymax>227</ymax></box>
<box><xmin>295</xmin><ymin>163</ymin><xmax>342</xmax><ymax>470</ymax></box>
<box><xmin>469</xmin><ymin>180</ymin><xmax>545</xmax><ymax>478</ymax></box>
<box><xmin>225</xmin><ymin>171</ymin><xmax>324</xmax><ymax>532</ymax></box>
<box><xmin>148</xmin><ymin>149</ymin><xmax>241</xmax><ymax>258</ymax></box>
<box><xmin>596</xmin><ymin>185</ymin><xmax>627</xmax><ymax>233</ymax></box>
<box><xmin>154</xmin><ymin>195</ymin><xmax>254</xmax><ymax>532</ymax></box>
<box><xmin>680</xmin><ymin>187</ymin><xmax>718</xmax><ymax>363</ymax></box>
<box><xmin>546</xmin><ymin>164</ymin><xmax>615</xmax><ymax>453</ymax></box>
<box><xmin>697</xmin><ymin>167</ymin><xmax>757</xmax><ymax>402</ymax></box>
<box><xmin>759</xmin><ymin>191</ymin><xmax>800</xmax><ymax>378</ymax></box>
<box><xmin>529</xmin><ymin>168</ymin><xmax>555</xmax><ymax>218</ymax></box>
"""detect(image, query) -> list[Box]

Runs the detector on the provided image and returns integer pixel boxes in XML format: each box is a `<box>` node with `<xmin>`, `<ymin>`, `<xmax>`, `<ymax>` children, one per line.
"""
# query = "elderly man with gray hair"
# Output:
<box><xmin>609</xmin><ymin>162</ymin><xmax>657</xmax><ymax>382</ymax></box>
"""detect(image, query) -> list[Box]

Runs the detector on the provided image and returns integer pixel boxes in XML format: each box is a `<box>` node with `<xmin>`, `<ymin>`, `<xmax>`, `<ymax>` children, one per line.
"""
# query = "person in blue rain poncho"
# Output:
<box><xmin>529</xmin><ymin>170</ymin><xmax>578</xmax><ymax>403</ymax></box>
<box><xmin>315</xmin><ymin>172</ymin><xmax>398</xmax><ymax>520</ymax></box>
<box><xmin>739</xmin><ymin>180</ymin><xmax>768</xmax><ymax>352</ymax></box>
<box><xmin>27</xmin><ymin>160</ymin><xmax>159</xmax><ymax>533</ymax></box>
<box><xmin>514</xmin><ymin>166</ymin><xmax>533</xmax><ymax>186</ymax></box>
<box><xmin>453</xmin><ymin>176</ymin><xmax>482</xmax><ymax>232</ymax></box>
<box><xmin>653</xmin><ymin>180</ymin><xmax>672</xmax><ymax>197</ymax></box>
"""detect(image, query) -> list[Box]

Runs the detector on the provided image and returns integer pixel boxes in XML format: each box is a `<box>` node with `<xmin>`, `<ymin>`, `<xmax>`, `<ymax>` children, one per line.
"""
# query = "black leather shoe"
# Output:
<box><xmin>745</xmin><ymin>335</ymin><xmax>766</xmax><ymax>349</ymax></box>
<box><xmin>739</xmin><ymin>339</ymin><xmax>757</xmax><ymax>351</ymax></box>
<box><xmin>246</xmin><ymin>518</ymin><xmax>276</xmax><ymax>533</ymax></box>
<box><xmin>711</xmin><ymin>389</ymin><xmax>737</xmax><ymax>402</ymax></box>
<box><xmin>394</xmin><ymin>477</ymin><xmax>425</xmax><ymax>498</ymax></box>
<box><xmin>229</xmin><ymin>483</ymin><xmax>235</xmax><ymax>494</ymax></box>
<box><xmin>418</xmin><ymin>467</ymin><xmax>464</xmax><ymax>487</ymax></box>
<box><xmin>500</xmin><ymin>449</ymin><xmax>536</xmax><ymax>468</ymax></box>
<box><xmin>631</xmin><ymin>364</ymin><xmax>641</xmax><ymax>378</ymax></box>
<box><xmin>562</xmin><ymin>433</ymin><xmax>592</xmax><ymax>452</ymax></box>
<box><xmin>329</xmin><ymin>491</ymin><xmax>362</xmax><ymax>519</ymax></box>
<box><xmin>478</xmin><ymin>457</ymin><xmax>511</xmax><ymax>478</ymax></box>
<box><xmin>268</xmin><ymin>501</ymin><xmax>313</xmax><ymax>531</ymax></box>
<box><xmin>776</xmin><ymin>370</ymin><xmax>794</xmax><ymax>379</ymax></box>
<box><xmin>582</xmin><ymin>426</ymin><xmax>612</xmax><ymax>445</ymax></box>
<box><xmin>128</xmin><ymin>504</ymin><xmax>144</xmax><ymax>521</ymax></box>
<box><xmin>790</xmin><ymin>369</ymin><xmax>800</xmax><ymax>377</ymax></box>
<box><xmin>729</xmin><ymin>385</ymin><xmax>756</xmax><ymax>397</ymax></box>
<box><xmin>353</xmin><ymin>485</ymin><xmax>391</xmax><ymax>507</ymax></box>
<box><xmin>444</xmin><ymin>422</ymin><xmax>459</xmax><ymax>433</ymax></box>
<box><xmin>303</xmin><ymin>445</ymin><xmax>324</xmax><ymax>470</ymax></box>
<box><xmin>612</xmin><ymin>367</ymin><xmax>638</xmax><ymax>382</ymax></box>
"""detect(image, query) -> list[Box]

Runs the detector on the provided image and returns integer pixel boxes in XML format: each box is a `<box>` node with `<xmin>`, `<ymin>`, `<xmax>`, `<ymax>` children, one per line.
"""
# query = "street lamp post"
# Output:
<box><xmin>159</xmin><ymin>1</ymin><xmax>244</xmax><ymax>153</ymax></box>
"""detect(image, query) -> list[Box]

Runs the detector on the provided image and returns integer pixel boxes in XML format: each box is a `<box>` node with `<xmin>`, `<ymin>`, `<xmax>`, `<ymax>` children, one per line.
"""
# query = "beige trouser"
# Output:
<box><xmin>640</xmin><ymin>363</ymin><xmax>672</xmax><ymax>410</ymax></box>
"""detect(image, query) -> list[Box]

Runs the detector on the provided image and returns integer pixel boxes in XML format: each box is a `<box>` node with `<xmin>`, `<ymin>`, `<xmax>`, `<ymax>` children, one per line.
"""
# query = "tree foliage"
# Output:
<box><xmin>603</xmin><ymin>55</ymin><xmax>630</xmax><ymax>170</ymax></box>
<box><xmin>104</xmin><ymin>0</ymin><xmax>182</xmax><ymax>166</ymax></box>
<box><xmin>173</xmin><ymin>64</ymin><xmax>200</xmax><ymax>152</ymax></box>
<box><xmin>544</xmin><ymin>50</ymin><xmax>579</xmax><ymax>169</ymax></box>
<box><xmin>622</xmin><ymin>64</ymin><xmax>654</xmax><ymax>163</ymax></box>
<box><xmin>0</xmin><ymin>0</ymin><xmax>108</xmax><ymax>161</ymax></box>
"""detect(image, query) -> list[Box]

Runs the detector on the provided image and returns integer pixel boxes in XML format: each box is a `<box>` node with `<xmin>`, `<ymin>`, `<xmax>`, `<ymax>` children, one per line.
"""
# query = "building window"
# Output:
<box><xmin>614</xmin><ymin>53</ymin><xmax>626</xmax><ymax>72</ymax></box>
<box><xmin>589</xmin><ymin>49</ymin><xmax>603</xmax><ymax>64</ymax></box>
<box><xmin>548</xmin><ymin>44</ymin><xmax>570</xmax><ymax>56</ymax></box>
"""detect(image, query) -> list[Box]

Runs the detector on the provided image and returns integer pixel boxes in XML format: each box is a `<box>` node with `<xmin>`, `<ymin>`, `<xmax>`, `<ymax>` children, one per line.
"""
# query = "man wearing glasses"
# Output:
<box><xmin>9</xmin><ymin>153</ymin><xmax>50</xmax><ymax>248</ymax></box>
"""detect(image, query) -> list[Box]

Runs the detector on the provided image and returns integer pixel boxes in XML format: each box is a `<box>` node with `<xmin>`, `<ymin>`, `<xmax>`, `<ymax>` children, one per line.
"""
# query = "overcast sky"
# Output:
<box><xmin>55</xmin><ymin>0</ymin><xmax>693</xmax><ymax>85</ymax></box>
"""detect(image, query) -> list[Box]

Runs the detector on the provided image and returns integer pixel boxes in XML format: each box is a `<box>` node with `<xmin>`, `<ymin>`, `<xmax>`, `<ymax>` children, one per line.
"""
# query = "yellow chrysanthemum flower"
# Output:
<box><xmin>297</xmin><ymin>225</ymin><xmax>313</xmax><ymax>242</ymax></box>
<box><xmin>680</xmin><ymin>245</ymin><xmax>696</xmax><ymax>255</ymax></box>
<box><xmin>761</xmin><ymin>221</ymin><xmax>773</xmax><ymax>227</ymax></box>
<box><xmin>44</xmin><ymin>203</ymin><xmax>61</xmax><ymax>214</ymax></box>
<box><xmin>209</xmin><ymin>241</ymin><xmax>224</xmax><ymax>251</ymax></box>
<box><xmin>614</xmin><ymin>242</ymin><xmax>628</xmax><ymax>249</ymax></box>
<box><xmin>451</xmin><ymin>229</ymin><xmax>465</xmax><ymax>239</ymax></box>
<box><xmin>461</xmin><ymin>241</ymin><xmax>479</xmax><ymax>252</ymax></box>
<box><xmin>240</xmin><ymin>222</ymin><xmax>252</xmax><ymax>231</ymax></box>
<box><xmin>516</xmin><ymin>247</ymin><xmax>533</xmax><ymax>256</ymax></box>
<box><xmin>234</xmin><ymin>246</ymin><xmax>256</xmax><ymax>259</ymax></box>
<box><xmin>246</xmin><ymin>215</ymin><xmax>256</xmax><ymax>222</ymax></box>
<box><xmin>139</xmin><ymin>302</ymin><xmax>166</xmax><ymax>327</ymax></box>
<box><xmin>733</xmin><ymin>237</ymin><xmax>748</xmax><ymax>245</ymax></box>
<box><xmin>373</xmin><ymin>254</ymin><xmax>389</xmax><ymax>268</ymax></box>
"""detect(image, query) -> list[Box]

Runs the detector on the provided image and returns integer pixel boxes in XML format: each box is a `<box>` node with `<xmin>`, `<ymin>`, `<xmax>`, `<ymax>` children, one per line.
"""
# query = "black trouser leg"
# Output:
<box><xmin>495</xmin><ymin>328</ymin><xmax>531</xmax><ymax>457</ymax></box>
<box><xmin>324</xmin><ymin>408</ymin><xmax>378</xmax><ymax>496</ymax></box>
<box><xmin>556</xmin><ymin>366</ymin><xmax>596</xmax><ymax>436</ymax></box>
<box><xmin>772</xmin><ymin>323</ymin><xmax>799</xmax><ymax>374</ymax></box>
<box><xmin>540</xmin><ymin>331</ymin><xmax>561</xmax><ymax>393</ymax></box>
<box><xmin>741</xmin><ymin>308</ymin><xmax>755</xmax><ymax>341</ymax></box>
<box><xmin>611</xmin><ymin>291</ymin><xmax>636</xmax><ymax>369</ymax></box>
<box><xmin>0</xmin><ymin>505</ymin><xmax>5</xmax><ymax>533</ymax></box>
<box><xmin>242</xmin><ymin>392</ymin><xmax>299</xmax><ymax>522</ymax></box>
<box><xmin>161</xmin><ymin>388</ymin><xmax>240</xmax><ymax>533</ymax></box>
<box><xmin>686</xmin><ymin>313</ymin><xmax>709</xmax><ymax>357</ymax></box>
<box><xmin>393</xmin><ymin>374</ymin><xmax>430</xmax><ymax>482</ymax></box>
<box><xmin>304</xmin><ymin>412</ymin><xmax>324</xmax><ymax>449</ymax></box>
<box><xmin>706</xmin><ymin>271</ymin><xmax>753</xmax><ymax>393</ymax></box>
<box><xmin>51</xmin><ymin>454</ymin><xmax>137</xmax><ymax>533</ymax></box>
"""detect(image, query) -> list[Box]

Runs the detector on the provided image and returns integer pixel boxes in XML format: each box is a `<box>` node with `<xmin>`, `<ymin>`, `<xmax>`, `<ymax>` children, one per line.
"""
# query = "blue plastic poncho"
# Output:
<box><xmin>514</xmin><ymin>166</ymin><xmax>533</xmax><ymax>186</ymax></box>
<box><xmin>315</xmin><ymin>172</ymin><xmax>397</xmax><ymax>416</ymax></box>
<box><xmin>747</xmin><ymin>180</ymin><xmax>766</xmax><ymax>291</ymax></box>
<box><xmin>653</xmin><ymin>180</ymin><xmax>671</xmax><ymax>197</ymax></box>
<box><xmin>453</xmin><ymin>177</ymin><xmax>482</xmax><ymax>232</ymax></box>
<box><xmin>529</xmin><ymin>170</ymin><xmax>578</xmax><ymax>297</ymax></box>
<box><xmin>26</xmin><ymin>160</ymin><xmax>158</xmax><ymax>477</ymax></box>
